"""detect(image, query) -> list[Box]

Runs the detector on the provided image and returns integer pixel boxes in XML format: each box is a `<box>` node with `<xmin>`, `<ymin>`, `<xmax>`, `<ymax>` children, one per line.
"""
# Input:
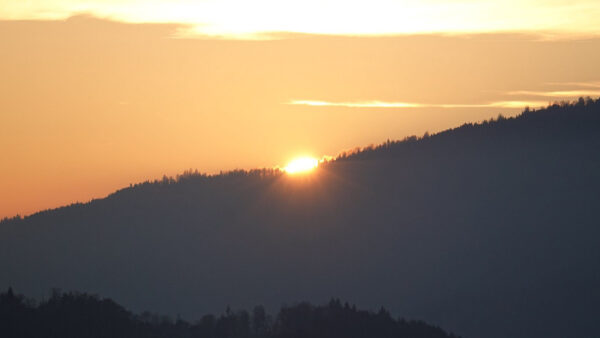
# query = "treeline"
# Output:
<box><xmin>0</xmin><ymin>288</ymin><xmax>458</xmax><ymax>338</ymax></box>
<box><xmin>339</xmin><ymin>96</ymin><xmax>600</xmax><ymax>161</ymax></box>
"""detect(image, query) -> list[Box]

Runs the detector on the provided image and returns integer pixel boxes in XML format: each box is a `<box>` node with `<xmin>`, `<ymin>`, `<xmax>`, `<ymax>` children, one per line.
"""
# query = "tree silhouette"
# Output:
<box><xmin>0</xmin><ymin>288</ymin><xmax>458</xmax><ymax>338</ymax></box>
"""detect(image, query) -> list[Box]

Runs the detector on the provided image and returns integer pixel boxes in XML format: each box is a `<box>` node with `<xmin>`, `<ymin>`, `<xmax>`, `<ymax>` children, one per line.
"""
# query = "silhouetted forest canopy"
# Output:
<box><xmin>0</xmin><ymin>288</ymin><xmax>458</xmax><ymax>338</ymax></box>
<box><xmin>1</xmin><ymin>98</ymin><xmax>599</xmax><ymax>338</ymax></box>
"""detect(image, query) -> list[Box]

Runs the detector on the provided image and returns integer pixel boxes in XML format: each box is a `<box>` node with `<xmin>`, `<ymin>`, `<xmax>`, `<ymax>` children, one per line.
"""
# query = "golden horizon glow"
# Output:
<box><xmin>2</xmin><ymin>0</ymin><xmax>600</xmax><ymax>38</ymax></box>
<box><xmin>284</xmin><ymin>157</ymin><xmax>319</xmax><ymax>174</ymax></box>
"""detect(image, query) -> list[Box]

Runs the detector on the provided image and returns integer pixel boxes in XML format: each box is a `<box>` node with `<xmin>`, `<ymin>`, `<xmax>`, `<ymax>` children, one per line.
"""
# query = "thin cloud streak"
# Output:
<box><xmin>288</xmin><ymin>100</ymin><xmax>549</xmax><ymax>109</ymax></box>
<box><xmin>546</xmin><ymin>81</ymin><xmax>600</xmax><ymax>88</ymax></box>
<box><xmin>289</xmin><ymin>100</ymin><xmax>422</xmax><ymax>108</ymax></box>
<box><xmin>509</xmin><ymin>90</ymin><xmax>600</xmax><ymax>97</ymax></box>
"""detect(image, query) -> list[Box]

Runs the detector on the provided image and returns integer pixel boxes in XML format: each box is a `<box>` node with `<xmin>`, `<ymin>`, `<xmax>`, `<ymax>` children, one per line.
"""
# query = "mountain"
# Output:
<box><xmin>2</xmin><ymin>98</ymin><xmax>600</xmax><ymax>338</ymax></box>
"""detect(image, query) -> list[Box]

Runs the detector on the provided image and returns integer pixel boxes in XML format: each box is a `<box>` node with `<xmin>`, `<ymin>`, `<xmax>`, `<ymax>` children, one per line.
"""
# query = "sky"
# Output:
<box><xmin>1</xmin><ymin>0</ymin><xmax>600</xmax><ymax>218</ymax></box>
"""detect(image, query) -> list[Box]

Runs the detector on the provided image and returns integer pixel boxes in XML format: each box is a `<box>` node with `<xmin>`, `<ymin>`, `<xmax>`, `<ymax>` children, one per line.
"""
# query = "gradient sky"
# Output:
<box><xmin>1</xmin><ymin>0</ymin><xmax>600</xmax><ymax>218</ymax></box>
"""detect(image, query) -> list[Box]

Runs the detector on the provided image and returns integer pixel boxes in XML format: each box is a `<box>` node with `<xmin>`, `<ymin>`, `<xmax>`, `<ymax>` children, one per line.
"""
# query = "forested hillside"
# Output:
<box><xmin>2</xmin><ymin>98</ymin><xmax>600</xmax><ymax>338</ymax></box>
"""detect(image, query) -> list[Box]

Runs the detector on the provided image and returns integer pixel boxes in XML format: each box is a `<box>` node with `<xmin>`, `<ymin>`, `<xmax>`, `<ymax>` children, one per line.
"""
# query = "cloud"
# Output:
<box><xmin>288</xmin><ymin>100</ymin><xmax>423</xmax><ymax>108</ymax></box>
<box><xmin>546</xmin><ymin>81</ymin><xmax>600</xmax><ymax>88</ymax></box>
<box><xmin>506</xmin><ymin>80</ymin><xmax>600</xmax><ymax>98</ymax></box>
<box><xmin>288</xmin><ymin>100</ymin><xmax>549</xmax><ymax>109</ymax></box>
<box><xmin>508</xmin><ymin>90</ymin><xmax>600</xmax><ymax>97</ymax></box>
<box><xmin>2</xmin><ymin>0</ymin><xmax>600</xmax><ymax>38</ymax></box>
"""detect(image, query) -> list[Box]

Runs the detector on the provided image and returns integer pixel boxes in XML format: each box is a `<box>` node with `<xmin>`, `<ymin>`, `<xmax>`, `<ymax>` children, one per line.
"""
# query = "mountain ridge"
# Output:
<box><xmin>5</xmin><ymin>98</ymin><xmax>598</xmax><ymax>223</ymax></box>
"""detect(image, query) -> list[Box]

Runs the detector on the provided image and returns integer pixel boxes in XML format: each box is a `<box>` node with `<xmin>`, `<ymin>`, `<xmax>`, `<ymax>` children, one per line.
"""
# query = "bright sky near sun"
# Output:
<box><xmin>1</xmin><ymin>0</ymin><xmax>600</xmax><ymax>218</ymax></box>
<box><xmin>2</xmin><ymin>0</ymin><xmax>600</xmax><ymax>37</ymax></box>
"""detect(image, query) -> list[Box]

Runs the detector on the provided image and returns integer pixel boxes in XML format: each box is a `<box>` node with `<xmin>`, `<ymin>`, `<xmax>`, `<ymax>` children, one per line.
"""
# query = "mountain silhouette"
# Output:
<box><xmin>0</xmin><ymin>288</ymin><xmax>458</xmax><ymax>338</ymax></box>
<box><xmin>2</xmin><ymin>98</ymin><xmax>600</xmax><ymax>338</ymax></box>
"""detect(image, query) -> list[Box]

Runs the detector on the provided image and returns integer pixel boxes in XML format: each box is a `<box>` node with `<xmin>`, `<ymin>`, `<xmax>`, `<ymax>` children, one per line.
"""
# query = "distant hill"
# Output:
<box><xmin>2</xmin><ymin>98</ymin><xmax>600</xmax><ymax>338</ymax></box>
<box><xmin>0</xmin><ymin>288</ymin><xmax>457</xmax><ymax>338</ymax></box>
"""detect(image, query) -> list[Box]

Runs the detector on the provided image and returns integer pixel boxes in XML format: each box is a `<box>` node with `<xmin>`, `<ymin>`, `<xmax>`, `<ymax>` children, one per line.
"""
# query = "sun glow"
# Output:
<box><xmin>284</xmin><ymin>157</ymin><xmax>319</xmax><ymax>174</ymax></box>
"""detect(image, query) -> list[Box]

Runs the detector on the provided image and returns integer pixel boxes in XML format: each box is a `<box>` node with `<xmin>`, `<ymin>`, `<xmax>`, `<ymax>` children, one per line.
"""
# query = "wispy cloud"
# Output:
<box><xmin>481</xmin><ymin>101</ymin><xmax>550</xmax><ymax>108</ymax></box>
<box><xmin>509</xmin><ymin>80</ymin><xmax>600</xmax><ymax>98</ymax></box>
<box><xmin>288</xmin><ymin>100</ymin><xmax>548</xmax><ymax>109</ymax></box>
<box><xmin>289</xmin><ymin>100</ymin><xmax>423</xmax><ymax>108</ymax></box>
<box><xmin>508</xmin><ymin>90</ymin><xmax>600</xmax><ymax>97</ymax></box>
<box><xmin>546</xmin><ymin>81</ymin><xmax>600</xmax><ymax>88</ymax></box>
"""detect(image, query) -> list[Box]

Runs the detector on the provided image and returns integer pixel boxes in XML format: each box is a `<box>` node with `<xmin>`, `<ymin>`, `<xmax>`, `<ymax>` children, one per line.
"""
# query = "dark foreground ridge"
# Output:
<box><xmin>0</xmin><ymin>288</ymin><xmax>457</xmax><ymax>338</ymax></box>
<box><xmin>2</xmin><ymin>98</ymin><xmax>600</xmax><ymax>338</ymax></box>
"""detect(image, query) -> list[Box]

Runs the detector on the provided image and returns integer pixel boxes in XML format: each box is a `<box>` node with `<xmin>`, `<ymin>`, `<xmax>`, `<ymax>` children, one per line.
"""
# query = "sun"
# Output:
<box><xmin>284</xmin><ymin>157</ymin><xmax>319</xmax><ymax>174</ymax></box>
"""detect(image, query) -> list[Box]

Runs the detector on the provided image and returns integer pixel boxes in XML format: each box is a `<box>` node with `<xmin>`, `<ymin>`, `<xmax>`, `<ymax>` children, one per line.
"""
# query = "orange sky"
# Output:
<box><xmin>1</xmin><ymin>11</ymin><xmax>600</xmax><ymax>218</ymax></box>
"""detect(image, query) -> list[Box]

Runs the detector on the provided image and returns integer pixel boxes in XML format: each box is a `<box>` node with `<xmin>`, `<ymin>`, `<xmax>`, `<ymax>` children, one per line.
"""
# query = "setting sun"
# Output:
<box><xmin>284</xmin><ymin>157</ymin><xmax>319</xmax><ymax>174</ymax></box>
